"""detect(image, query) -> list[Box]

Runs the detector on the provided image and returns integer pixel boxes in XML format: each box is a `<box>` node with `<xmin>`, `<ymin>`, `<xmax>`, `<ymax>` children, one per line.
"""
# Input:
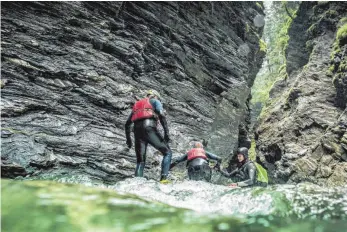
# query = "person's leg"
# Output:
<box><xmin>134</xmin><ymin>129</ymin><xmax>148</xmax><ymax>177</ymax></box>
<box><xmin>202</xmin><ymin>164</ymin><xmax>212</xmax><ymax>182</ymax></box>
<box><xmin>188</xmin><ymin>165</ymin><xmax>204</xmax><ymax>181</ymax></box>
<box><xmin>188</xmin><ymin>166</ymin><xmax>194</xmax><ymax>180</ymax></box>
<box><xmin>188</xmin><ymin>159</ymin><xmax>211</xmax><ymax>182</ymax></box>
<box><xmin>146</xmin><ymin>127</ymin><xmax>172</xmax><ymax>180</ymax></box>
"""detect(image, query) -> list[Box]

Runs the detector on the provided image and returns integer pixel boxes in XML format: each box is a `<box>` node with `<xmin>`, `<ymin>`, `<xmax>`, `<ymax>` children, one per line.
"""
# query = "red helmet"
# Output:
<box><xmin>191</xmin><ymin>141</ymin><xmax>204</xmax><ymax>149</ymax></box>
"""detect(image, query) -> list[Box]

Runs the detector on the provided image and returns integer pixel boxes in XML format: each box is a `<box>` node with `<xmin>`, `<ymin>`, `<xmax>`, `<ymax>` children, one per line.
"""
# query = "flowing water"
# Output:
<box><xmin>2</xmin><ymin>177</ymin><xmax>347</xmax><ymax>232</ymax></box>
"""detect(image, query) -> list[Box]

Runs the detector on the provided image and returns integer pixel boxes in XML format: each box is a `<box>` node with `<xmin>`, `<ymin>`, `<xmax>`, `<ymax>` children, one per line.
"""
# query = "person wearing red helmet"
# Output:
<box><xmin>170</xmin><ymin>141</ymin><xmax>222</xmax><ymax>182</ymax></box>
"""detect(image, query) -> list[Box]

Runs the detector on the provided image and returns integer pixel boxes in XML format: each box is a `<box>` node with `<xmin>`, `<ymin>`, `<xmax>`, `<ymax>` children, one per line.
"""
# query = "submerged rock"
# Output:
<box><xmin>2</xmin><ymin>179</ymin><xmax>347</xmax><ymax>232</ymax></box>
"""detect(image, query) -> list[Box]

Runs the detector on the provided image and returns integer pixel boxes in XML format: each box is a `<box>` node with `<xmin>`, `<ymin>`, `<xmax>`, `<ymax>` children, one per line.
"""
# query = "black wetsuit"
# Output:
<box><xmin>171</xmin><ymin>151</ymin><xmax>221</xmax><ymax>182</ymax></box>
<box><xmin>125</xmin><ymin>99</ymin><xmax>171</xmax><ymax>180</ymax></box>
<box><xmin>220</xmin><ymin>159</ymin><xmax>257</xmax><ymax>187</ymax></box>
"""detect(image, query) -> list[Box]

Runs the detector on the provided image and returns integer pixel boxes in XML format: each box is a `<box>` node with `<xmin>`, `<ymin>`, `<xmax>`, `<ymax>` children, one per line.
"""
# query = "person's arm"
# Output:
<box><xmin>220</xmin><ymin>169</ymin><xmax>232</xmax><ymax>178</ymax></box>
<box><xmin>220</xmin><ymin>168</ymin><xmax>239</xmax><ymax>178</ymax></box>
<box><xmin>159</xmin><ymin>114</ymin><xmax>169</xmax><ymax>141</ymax></box>
<box><xmin>125</xmin><ymin>112</ymin><xmax>133</xmax><ymax>148</ymax></box>
<box><xmin>205</xmin><ymin>151</ymin><xmax>222</xmax><ymax>163</ymax></box>
<box><xmin>235</xmin><ymin>172</ymin><xmax>246</xmax><ymax>179</ymax></box>
<box><xmin>170</xmin><ymin>154</ymin><xmax>188</xmax><ymax>169</ymax></box>
<box><xmin>206</xmin><ymin>151</ymin><xmax>222</xmax><ymax>170</ymax></box>
<box><xmin>151</xmin><ymin>99</ymin><xmax>170</xmax><ymax>142</ymax></box>
<box><xmin>236</xmin><ymin>164</ymin><xmax>256</xmax><ymax>187</ymax></box>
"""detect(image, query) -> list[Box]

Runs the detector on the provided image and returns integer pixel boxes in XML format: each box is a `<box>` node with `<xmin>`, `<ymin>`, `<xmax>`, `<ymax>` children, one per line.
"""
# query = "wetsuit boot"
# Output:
<box><xmin>135</xmin><ymin>162</ymin><xmax>145</xmax><ymax>177</ymax></box>
<box><xmin>160</xmin><ymin>151</ymin><xmax>172</xmax><ymax>184</ymax></box>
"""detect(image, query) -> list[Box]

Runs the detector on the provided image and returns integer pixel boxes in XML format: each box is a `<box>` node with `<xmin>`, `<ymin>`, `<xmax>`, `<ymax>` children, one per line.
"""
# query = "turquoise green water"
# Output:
<box><xmin>2</xmin><ymin>178</ymin><xmax>347</xmax><ymax>232</ymax></box>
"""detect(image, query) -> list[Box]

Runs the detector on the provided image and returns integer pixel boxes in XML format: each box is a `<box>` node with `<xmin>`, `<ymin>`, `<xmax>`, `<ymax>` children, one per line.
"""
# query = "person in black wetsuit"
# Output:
<box><xmin>125</xmin><ymin>90</ymin><xmax>172</xmax><ymax>183</ymax></box>
<box><xmin>170</xmin><ymin>141</ymin><xmax>222</xmax><ymax>182</ymax></box>
<box><xmin>219</xmin><ymin>147</ymin><xmax>257</xmax><ymax>187</ymax></box>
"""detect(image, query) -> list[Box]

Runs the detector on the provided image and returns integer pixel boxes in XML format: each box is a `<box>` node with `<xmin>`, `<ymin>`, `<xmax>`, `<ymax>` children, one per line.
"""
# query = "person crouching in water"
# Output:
<box><xmin>218</xmin><ymin>147</ymin><xmax>257</xmax><ymax>187</ymax></box>
<box><xmin>170</xmin><ymin>141</ymin><xmax>222</xmax><ymax>182</ymax></box>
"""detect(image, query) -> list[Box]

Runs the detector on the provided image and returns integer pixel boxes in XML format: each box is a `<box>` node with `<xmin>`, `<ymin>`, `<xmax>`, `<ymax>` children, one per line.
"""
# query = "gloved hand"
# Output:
<box><xmin>213</xmin><ymin>163</ymin><xmax>221</xmax><ymax>171</ymax></box>
<box><xmin>229</xmin><ymin>183</ymin><xmax>238</xmax><ymax>188</ymax></box>
<box><xmin>164</xmin><ymin>134</ymin><xmax>171</xmax><ymax>143</ymax></box>
<box><xmin>126</xmin><ymin>137</ymin><xmax>132</xmax><ymax>149</ymax></box>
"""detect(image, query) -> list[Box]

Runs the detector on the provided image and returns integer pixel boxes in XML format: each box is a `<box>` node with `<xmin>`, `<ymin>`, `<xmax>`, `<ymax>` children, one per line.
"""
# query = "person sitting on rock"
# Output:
<box><xmin>218</xmin><ymin>147</ymin><xmax>257</xmax><ymax>187</ymax></box>
<box><xmin>125</xmin><ymin>89</ymin><xmax>172</xmax><ymax>184</ymax></box>
<box><xmin>170</xmin><ymin>141</ymin><xmax>222</xmax><ymax>182</ymax></box>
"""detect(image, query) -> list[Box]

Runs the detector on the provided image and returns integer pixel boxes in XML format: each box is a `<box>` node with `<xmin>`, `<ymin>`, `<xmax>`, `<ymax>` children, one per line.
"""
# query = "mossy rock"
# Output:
<box><xmin>317</xmin><ymin>1</ymin><xmax>329</xmax><ymax>6</ymax></box>
<box><xmin>337</xmin><ymin>23</ymin><xmax>347</xmax><ymax>46</ymax></box>
<box><xmin>256</xmin><ymin>2</ymin><xmax>263</xmax><ymax>10</ymax></box>
<box><xmin>338</xmin><ymin>59</ymin><xmax>347</xmax><ymax>72</ymax></box>
<box><xmin>329</xmin><ymin>64</ymin><xmax>336</xmax><ymax>73</ymax></box>
<box><xmin>324</xmin><ymin>10</ymin><xmax>338</xmax><ymax>19</ymax></box>
<box><xmin>259</xmin><ymin>39</ymin><xmax>267</xmax><ymax>53</ymax></box>
<box><xmin>338</xmin><ymin>17</ymin><xmax>347</xmax><ymax>27</ymax></box>
<box><xmin>249</xmin><ymin>139</ymin><xmax>257</xmax><ymax>161</ymax></box>
<box><xmin>305</xmin><ymin>40</ymin><xmax>314</xmax><ymax>52</ymax></box>
<box><xmin>307</xmin><ymin>24</ymin><xmax>318</xmax><ymax>38</ymax></box>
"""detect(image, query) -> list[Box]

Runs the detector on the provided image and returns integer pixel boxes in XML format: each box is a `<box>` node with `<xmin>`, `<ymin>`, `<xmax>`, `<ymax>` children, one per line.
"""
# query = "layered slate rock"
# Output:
<box><xmin>255</xmin><ymin>2</ymin><xmax>347</xmax><ymax>186</ymax></box>
<box><xmin>1</xmin><ymin>2</ymin><xmax>264</xmax><ymax>182</ymax></box>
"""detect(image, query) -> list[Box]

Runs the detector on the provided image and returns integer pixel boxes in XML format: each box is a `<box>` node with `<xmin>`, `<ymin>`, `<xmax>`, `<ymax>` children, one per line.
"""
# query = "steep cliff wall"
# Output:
<box><xmin>255</xmin><ymin>2</ymin><xmax>347</xmax><ymax>186</ymax></box>
<box><xmin>1</xmin><ymin>2</ymin><xmax>264</xmax><ymax>182</ymax></box>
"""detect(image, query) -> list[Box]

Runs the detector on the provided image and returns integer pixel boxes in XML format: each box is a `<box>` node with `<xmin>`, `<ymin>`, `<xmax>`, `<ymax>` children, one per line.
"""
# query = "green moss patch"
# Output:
<box><xmin>336</xmin><ymin>23</ymin><xmax>347</xmax><ymax>45</ymax></box>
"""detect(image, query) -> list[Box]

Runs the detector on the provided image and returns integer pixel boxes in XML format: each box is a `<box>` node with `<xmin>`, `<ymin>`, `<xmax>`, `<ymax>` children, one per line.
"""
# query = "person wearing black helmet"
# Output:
<box><xmin>125</xmin><ymin>90</ymin><xmax>172</xmax><ymax>183</ymax></box>
<box><xmin>170</xmin><ymin>141</ymin><xmax>222</xmax><ymax>182</ymax></box>
<box><xmin>219</xmin><ymin>147</ymin><xmax>257</xmax><ymax>187</ymax></box>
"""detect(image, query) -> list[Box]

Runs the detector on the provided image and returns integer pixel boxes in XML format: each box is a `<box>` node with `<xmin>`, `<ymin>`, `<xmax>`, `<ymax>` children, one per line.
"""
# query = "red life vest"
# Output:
<box><xmin>187</xmin><ymin>148</ymin><xmax>207</xmax><ymax>161</ymax></box>
<box><xmin>131</xmin><ymin>98</ymin><xmax>156</xmax><ymax>122</ymax></box>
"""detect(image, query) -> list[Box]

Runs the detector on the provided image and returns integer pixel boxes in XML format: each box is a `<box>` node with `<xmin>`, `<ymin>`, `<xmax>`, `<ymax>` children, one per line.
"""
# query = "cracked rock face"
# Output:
<box><xmin>1</xmin><ymin>2</ymin><xmax>264</xmax><ymax>182</ymax></box>
<box><xmin>255</xmin><ymin>2</ymin><xmax>347</xmax><ymax>186</ymax></box>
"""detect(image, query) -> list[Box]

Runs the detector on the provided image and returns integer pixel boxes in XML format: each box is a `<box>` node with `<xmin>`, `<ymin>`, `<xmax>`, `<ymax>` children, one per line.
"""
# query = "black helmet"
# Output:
<box><xmin>237</xmin><ymin>147</ymin><xmax>249</xmax><ymax>159</ymax></box>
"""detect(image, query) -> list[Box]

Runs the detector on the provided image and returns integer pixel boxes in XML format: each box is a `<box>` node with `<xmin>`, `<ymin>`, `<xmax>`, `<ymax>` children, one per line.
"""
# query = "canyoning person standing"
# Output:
<box><xmin>218</xmin><ymin>147</ymin><xmax>266</xmax><ymax>187</ymax></box>
<box><xmin>170</xmin><ymin>141</ymin><xmax>222</xmax><ymax>182</ymax></box>
<box><xmin>125</xmin><ymin>90</ymin><xmax>172</xmax><ymax>183</ymax></box>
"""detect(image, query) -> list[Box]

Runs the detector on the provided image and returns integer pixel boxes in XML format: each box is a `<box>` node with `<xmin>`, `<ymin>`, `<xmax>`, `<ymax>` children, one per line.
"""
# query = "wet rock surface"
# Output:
<box><xmin>255</xmin><ymin>2</ymin><xmax>347</xmax><ymax>186</ymax></box>
<box><xmin>1</xmin><ymin>2</ymin><xmax>264</xmax><ymax>182</ymax></box>
<box><xmin>285</xmin><ymin>2</ymin><xmax>314</xmax><ymax>76</ymax></box>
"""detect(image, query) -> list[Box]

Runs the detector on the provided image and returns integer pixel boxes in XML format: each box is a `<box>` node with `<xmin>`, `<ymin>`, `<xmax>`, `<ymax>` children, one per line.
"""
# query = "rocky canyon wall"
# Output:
<box><xmin>1</xmin><ymin>2</ymin><xmax>265</xmax><ymax>183</ymax></box>
<box><xmin>255</xmin><ymin>1</ymin><xmax>347</xmax><ymax>186</ymax></box>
